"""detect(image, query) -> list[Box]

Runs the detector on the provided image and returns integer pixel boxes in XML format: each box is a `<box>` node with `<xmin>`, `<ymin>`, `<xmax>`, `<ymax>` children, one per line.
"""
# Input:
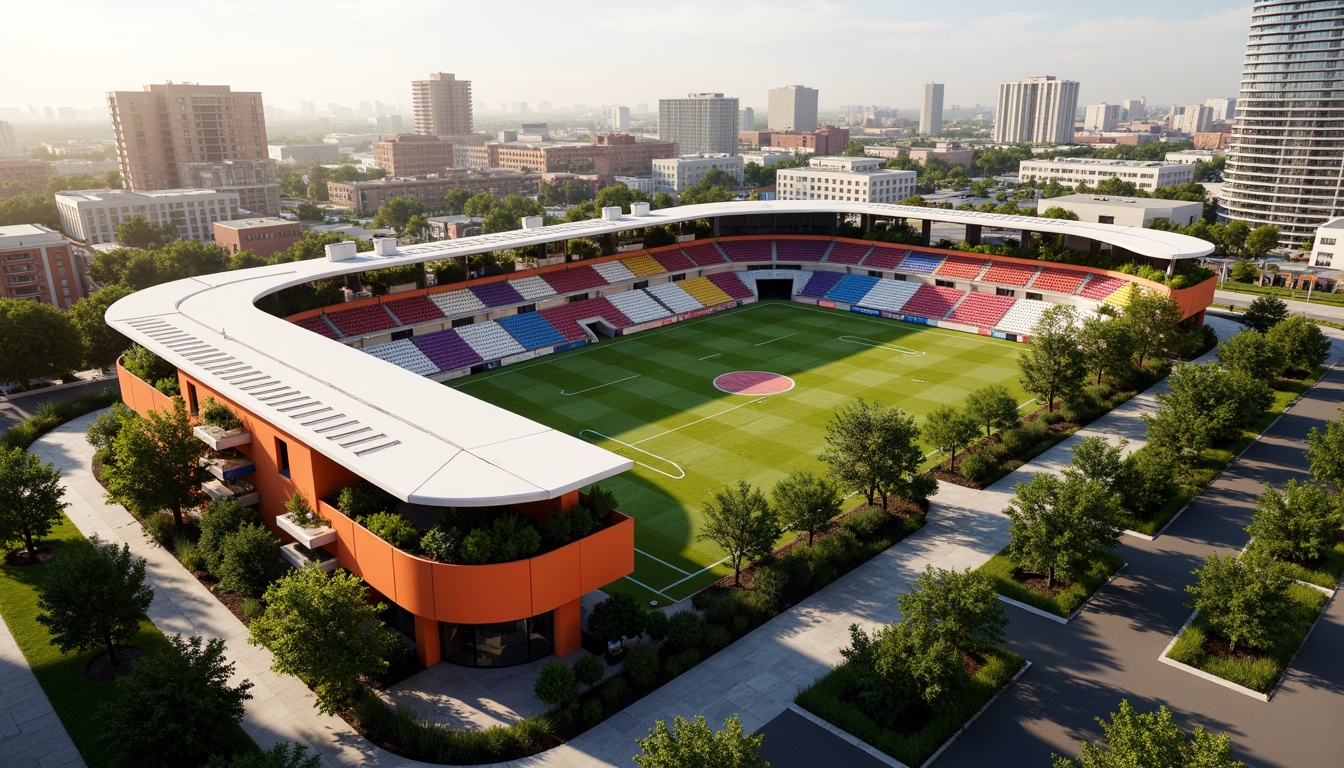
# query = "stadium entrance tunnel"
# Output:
<box><xmin>755</xmin><ymin>279</ymin><xmax>794</xmax><ymax>301</ymax></box>
<box><xmin>582</xmin><ymin>318</ymin><xmax>618</xmax><ymax>341</ymax></box>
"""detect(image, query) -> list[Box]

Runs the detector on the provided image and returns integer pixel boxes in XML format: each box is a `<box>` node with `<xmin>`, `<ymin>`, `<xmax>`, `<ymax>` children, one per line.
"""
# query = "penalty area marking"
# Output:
<box><xmin>754</xmin><ymin>331</ymin><xmax>801</xmax><ymax>347</ymax></box>
<box><xmin>699</xmin><ymin>353</ymin><xmax>722</xmax><ymax>360</ymax></box>
<box><xmin>838</xmin><ymin>336</ymin><xmax>925</xmax><ymax>356</ymax></box>
<box><xmin>560</xmin><ymin>374</ymin><xmax>640</xmax><ymax>396</ymax></box>
<box><xmin>579</xmin><ymin>429</ymin><xmax>685</xmax><ymax>479</ymax></box>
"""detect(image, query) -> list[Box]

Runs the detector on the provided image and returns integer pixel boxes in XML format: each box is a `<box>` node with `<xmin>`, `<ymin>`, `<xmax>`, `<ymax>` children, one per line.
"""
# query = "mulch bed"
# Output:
<box><xmin>1011</xmin><ymin>569</ymin><xmax>1072</xmax><ymax>599</ymax></box>
<box><xmin>86</xmin><ymin>646</ymin><xmax>144</xmax><ymax>682</ymax></box>
<box><xmin>4</xmin><ymin>544</ymin><xmax>58</xmax><ymax>566</ymax></box>
<box><xmin>1204</xmin><ymin>634</ymin><xmax>1258</xmax><ymax>664</ymax></box>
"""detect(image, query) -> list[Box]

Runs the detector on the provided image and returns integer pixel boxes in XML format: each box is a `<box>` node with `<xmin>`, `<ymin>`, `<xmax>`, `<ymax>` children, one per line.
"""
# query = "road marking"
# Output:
<box><xmin>560</xmin><ymin>374</ymin><xmax>640</xmax><ymax>397</ymax></box>
<box><xmin>755</xmin><ymin>331</ymin><xmax>801</xmax><ymax>347</ymax></box>
<box><xmin>578</xmin><ymin>429</ymin><xmax>685</xmax><ymax>479</ymax></box>
<box><xmin>635</xmin><ymin>548</ymin><xmax>691</xmax><ymax>576</ymax></box>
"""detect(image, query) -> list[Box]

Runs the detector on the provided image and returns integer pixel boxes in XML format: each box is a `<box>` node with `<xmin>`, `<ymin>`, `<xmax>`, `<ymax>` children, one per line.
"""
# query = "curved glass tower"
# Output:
<box><xmin>1220</xmin><ymin>1</ymin><xmax>1344</xmax><ymax>245</ymax></box>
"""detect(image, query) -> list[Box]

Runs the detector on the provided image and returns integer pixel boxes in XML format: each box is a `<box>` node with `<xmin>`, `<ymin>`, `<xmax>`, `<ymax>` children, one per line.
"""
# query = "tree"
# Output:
<box><xmin>923</xmin><ymin>405</ymin><xmax>981</xmax><ymax>471</ymax></box>
<box><xmin>534</xmin><ymin>660</ymin><xmax>579</xmax><ymax>709</ymax></box>
<box><xmin>295</xmin><ymin>202</ymin><xmax>325</xmax><ymax>221</ymax></box>
<box><xmin>1186</xmin><ymin>551</ymin><xmax>1290</xmax><ymax>652</ymax></box>
<box><xmin>248</xmin><ymin>566</ymin><xmax>404</xmax><ymax>715</ymax></box>
<box><xmin>697</xmin><ymin>481</ymin><xmax>778</xmax><ymax>586</ymax></box>
<box><xmin>204</xmin><ymin>743</ymin><xmax>323</xmax><ymax>768</ymax></box>
<box><xmin>840</xmin><ymin>622</ymin><xmax>967</xmax><ymax>721</ymax></box>
<box><xmin>1306</xmin><ymin>416</ymin><xmax>1344</xmax><ymax>491</ymax></box>
<box><xmin>1240</xmin><ymin>295</ymin><xmax>1288</xmax><ymax>333</ymax></box>
<box><xmin>1265</xmin><ymin>316</ymin><xmax>1330</xmax><ymax>375</ymax></box>
<box><xmin>633</xmin><ymin>714</ymin><xmax>769</xmax><ymax>768</ymax></box>
<box><xmin>0</xmin><ymin>193</ymin><xmax>62</xmax><ymax>230</ymax></box>
<box><xmin>198</xmin><ymin>499</ymin><xmax>259</xmax><ymax>574</ymax></box>
<box><xmin>103</xmin><ymin>397</ymin><xmax>206</xmax><ymax>527</ymax></box>
<box><xmin>819</xmin><ymin>399</ymin><xmax>931</xmax><ymax>508</ymax></box>
<box><xmin>1064</xmin><ymin>436</ymin><xmax>1127</xmax><ymax>496</ymax></box>
<box><xmin>114</xmin><ymin>215</ymin><xmax>176</xmax><ymax>248</ymax></box>
<box><xmin>1217</xmin><ymin>330</ymin><xmax>1285</xmax><ymax>383</ymax></box>
<box><xmin>1229</xmin><ymin>260</ymin><xmax>1259</xmax><ymax>283</ymax></box>
<box><xmin>1019</xmin><ymin>304</ymin><xmax>1086</xmax><ymax>412</ymax></box>
<box><xmin>67</xmin><ymin>285</ymin><xmax>133</xmax><ymax>369</ymax></box>
<box><xmin>0</xmin><ymin>446</ymin><xmax>68</xmax><ymax>557</ymax></box>
<box><xmin>573</xmin><ymin>654</ymin><xmax>605</xmax><ymax>688</ymax></box>
<box><xmin>1244</xmin><ymin>224</ymin><xmax>1281</xmax><ymax>259</ymax></box>
<box><xmin>1052</xmin><ymin>700</ymin><xmax>1243</xmax><ymax>768</ymax></box>
<box><xmin>1121</xmin><ymin>291</ymin><xmax>1185</xmax><ymax>369</ymax></box>
<box><xmin>101</xmin><ymin>635</ymin><xmax>253</xmax><ymax>768</ymax></box>
<box><xmin>586</xmin><ymin>593</ymin><xmax>646</xmax><ymax>644</ymax></box>
<box><xmin>36</xmin><ymin>536</ymin><xmax>153</xmax><ymax>667</ymax></box>
<box><xmin>1040</xmin><ymin>206</ymin><xmax>1080</xmax><ymax>220</ymax></box>
<box><xmin>372</xmin><ymin>195</ymin><xmax>428</xmax><ymax>232</ymax></box>
<box><xmin>898</xmin><ymin>565</ymin><xmax>1007</xmax><ymax>651</ymax></box>
<box><xmin>1144</xmin><ymin>363</ymin><xmax>1272</xmax><ymax>461</ymax></box>
<box><xmin>0</xmin><ymin>297</ymin><xmax>83</xmax><ymax>384</ymax></box>
<box><xmin>1246</xmin><ymin>480</ymin><xmax>1343</xmax><ymax>565</ymax></box>
<box><xmin>771</xmin><ymin>470</ymin><xmax>841</xmax><ymax>545</ymax></box>
<box><xmin>964</xmin><ymin>385</ymin><xmax>1020</xmax><ymax>439</ymax></box>
<box><xmin>215</xmin><ymin>524</ymin><xmax>283</xmax><ymax>597</ymax></box>
<box><xmin>1005</xmin><ymin>473</ymin><xmax>1121</xmax><ymax>589</ymax></box>
<box><xmin>1078</xmin><ymin>308</ymin><xmax>1137</xmax><ymax>386</ymax></box>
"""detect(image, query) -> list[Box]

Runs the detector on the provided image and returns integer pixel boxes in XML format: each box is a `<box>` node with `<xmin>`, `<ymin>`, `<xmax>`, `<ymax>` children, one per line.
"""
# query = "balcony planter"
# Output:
<box><xmin>280</xmin><ymin>542</ymin><xmax>339</xmax><ymax>572</ymax></box>
<box><xmin>202</xmin><ymin>477</ymin><xmax>260</xmax><ymax>507</ymax></box>
<box><xmin>276</xmin><ymin>512</ymin><xmax>337</xmax><ymax>548</ymax></box>
<box><xmin>193</xmin><ymin>424</ymin><xmax>252</xmax><ymax>450</ymax></box>
<box><xmin>200</xmin><ymin>449</ymin><xmax>255</xmax><ymax>481</ymax></box>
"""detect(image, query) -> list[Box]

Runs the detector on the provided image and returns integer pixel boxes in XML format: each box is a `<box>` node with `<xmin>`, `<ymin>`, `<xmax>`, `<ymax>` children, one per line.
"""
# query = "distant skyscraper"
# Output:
<box><xmin>920</xmin><ymin>83</ymin><xmax>944</xmax><ymax>136</ymax></box>
<box><xmin>659</xmin><ymin>93</ymin><xmax>740</xmax><ymax>155</ymax></box>
<box><xmin>767</xmin><ymin>85</ymin><xmax>819</xmax><ymax>132</ymax></box>
<box><xmin>1122</xmin><ymin>98</ymin><xmax>1147</xmax><ymax>122</ymax></box>
<box><xmin>1204</xmin><ymin>97</ymin><xmax>1238</xmax><ymax>122</ymax></box>
<box><xmin>0</xmin><ymin>121</ymin><xmax>19</xmax><ymax>157</ymax></box>
<box><xmin>1176</xmin><ymin>104</ymin><xmax>1214</xmax><ymax>135</ymax></box>
<box><xmin>740</xmin><ymin>107</ymin><xmax>755</xmax><ymax>131</ymax></box>
<box><xmin>1222</xmin><ymin>1</ymin><xmax>1344</xmax><ymax>245</ymax></box>
<box><xmin>609</xmin><ymin>106</ymin><xmax>631</xmax><ymax>131</ymax></box>
<box><xmin>412</xmin><ymin>72</ymin><xmax>473</xmax><ymax>136</ymax></box>
<box><xmin>992</xmin><ymin>76</ymin><xmax>1079</xmax><ymax>144</ymax></box>
<box><xmin>1083</xmin><ymin>103</ymin><xmax>1123</xmax><ymax>132</ymax></box>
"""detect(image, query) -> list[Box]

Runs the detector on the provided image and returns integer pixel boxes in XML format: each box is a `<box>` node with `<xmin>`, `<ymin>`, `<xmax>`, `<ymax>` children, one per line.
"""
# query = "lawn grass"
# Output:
<box><xmin>979</xmin><ymin>549</ymin><xmax>1125</xmax><ymax>618</ymax></box>
<box><xmin>1167</xmin><ymin>582</ymin><xmax>1330</xmax><ymax>694</ymax></box>
<box><xmin>455</xmin><ymin>301</ymin><xmax>1026</xmax><ymax>602</ymax></box>
<box><xmin>0</xmin><ymin>514</ymin><xmax>254</xmax><ymax>766</ymax></box>
<box><xmin>1123</xmin><ymin>369</ymin><xmax>1324</xmax><ymax>537</ymax></box>
<box><xmin>795</xmin><ymin>646</ymin><xmax>1025</xmax><ymax>766</ymax></box>
<box><xmin>1280</xmin><ymin>538</ymin><xmax>1344</xmax><ymax>591</ymax></box>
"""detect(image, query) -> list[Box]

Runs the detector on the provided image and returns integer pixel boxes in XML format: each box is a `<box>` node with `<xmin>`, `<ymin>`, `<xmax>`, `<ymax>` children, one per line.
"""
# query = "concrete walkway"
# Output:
<box><xmin>18</xmin><ymin>314</ymin><xmax>1337</xmax><ymax>768</ymax></box>
<box><xmin>0</xmin><ymin>610</ymin><xmax>85</xmax><ymax>768</ymax></box>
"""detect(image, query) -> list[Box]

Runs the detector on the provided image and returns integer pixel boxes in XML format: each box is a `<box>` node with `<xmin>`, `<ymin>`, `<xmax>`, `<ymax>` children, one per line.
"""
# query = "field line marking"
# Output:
<box><xmin>837</xmin><ymin>335</ymin><xmax>925</xmax><ymax>356</ymax></box>
<box><xmin>699</xmin><ymin>353</ymin><xmax>722</xmax><ymax>360</ymax></box>
<box><xmin>1016</xmin><ymin>398</ymin><xmax>1039</xmax><ymax>410</ymax></box>
<box><xmin>661</xmin><ymin>556</ymin><xmax>732</xmax><ymax>592</ymax></box>
<box><xmin>786</xmin><ymin>301</ymin><xmax>1016</xmax><ymax>347</ymax></box>
<box><xmin>630</xmin><ymin>397</ymin><xmax>766</xmax><ymax>446</ymax></box>
<box><xmin>754</xmin><ymin>331</ymin><xmax>801</xmax><ymax>347</ymax></box>
<box><xmin>635</xmin><ymin>548</ymin><xmax>691</xmax><ymax>576</ymax></box>
<box><xmin>578</xmin><ymin>429</ymin><xmax>686</xmax><ymax>479</ymax></box>
<box><xmin>622</xmin><ymin>575</ymin><xmax>671</xmax><ymax>597</ymax></box>
<box><xmin>560</xmin><ymin>374</ymin><xmax>640</xmax><ymax>397</ymax></box>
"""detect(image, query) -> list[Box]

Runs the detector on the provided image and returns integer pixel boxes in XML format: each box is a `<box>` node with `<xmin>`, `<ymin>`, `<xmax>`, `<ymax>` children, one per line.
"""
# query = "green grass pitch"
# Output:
<box><xmin>453</xmin><ymin>301</ymin><xmax>1027</xmax><ymax>604</ymax></box>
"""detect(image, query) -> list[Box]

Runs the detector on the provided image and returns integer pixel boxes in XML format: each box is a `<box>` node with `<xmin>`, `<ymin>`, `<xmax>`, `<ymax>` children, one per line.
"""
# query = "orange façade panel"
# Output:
<box><xmin>430</xmin><ymin>558</ymin><xmax>533</xmax><ymax>625</ymax></box>
<box><xmin>579</xmin><ymin>513</ymin><xmax>636</xmax><ymax>594</ymax></box>
<box><xmin>319</xmin><ymin>501</ymin><xmax>361</xmax><ymax>577</ymax></box>
<box><xmin>528</xmin><ymin>543</ymin><xmax>582</xmax><ymax>616</ymax></box>
<box><xmin>1168</xmin><ymin>276</ymin><xmax>1216</xmax><ymax>321</ymax></box>
<box><xmin>391</xmin><ymin>550</ymin><xmax>438</xmax><ymax>618</ymax></box>
<box><xmin>349</xmin><ymin>522</ymin><xmax>397</xmax><ymax>604</ymax></box>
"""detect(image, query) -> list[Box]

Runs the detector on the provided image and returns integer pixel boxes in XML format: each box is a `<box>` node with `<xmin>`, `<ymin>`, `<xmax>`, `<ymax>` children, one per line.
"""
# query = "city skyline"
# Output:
<box><xmin>6</xmin><ymin>1</ymin><xmax>1250</xmax><ymax>117</ymax></box>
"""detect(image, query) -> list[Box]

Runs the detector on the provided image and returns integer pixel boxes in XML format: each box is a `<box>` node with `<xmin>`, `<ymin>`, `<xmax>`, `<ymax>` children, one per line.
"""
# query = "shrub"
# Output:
<box><xmin>1022</xmin><ymin>418</ymin><xmax>1050</xmax><ymax>442</ymax></box>
<box><xmin>144</xmin><ymin>511</ymin><xmax>177</xmax><ymax>546</ymax></box>
<box><xmin>420</xmin><ymin>527</ymin><xmax>459</xmax><ymax>562</ymax></box>
<box><xmin>154</xmin><ymin>377</ymin><xmax>180</xmax><ymax>396</ymax></box>
<box><xmin>587</xmin><ymin>593</ymin><xmax>646</xmax><ymax>643</ymax></box>
<box><xmin>570</xmin><ymin>506</ymin><xmax>597</xmax><ymax>538</ymax></box>
<box><xmin>216</xmin><ymin>524</ymin><xmax>283</xmax><ymax>598</ymax></box>
<box><xmin>959</xmin><ymin>453</ymin><xmax>994</xmax><ymax>485</ymax></box>
<box><xmin>664</xmin><ymin>648</ymin><xmax>700</xmax><ymax>677</ymax></box>
<box><xmin>665</xmin><ymin>610</ymin><xmax>703</xmax><ymax>652</ymax></box>
<box><xmin>336</xmin><ymin>483</ymin><xmax>395</xmax><ymax>520</ymax></box>
<box><xmin>534</xmin><ymin>661</ymin><xmax>579</xmax><ymax>708</ymax></box>
<box><xmin>581</xmin><ymin>698</ymin><xmax>603</xmax><ymax>726</ymax></box>
<box><xmin>573</xmin><ymin>654</ymin><xmax>605</xmax><ymax>688</ymax></box>
<box><xmin>198</xmin><ymin>499</ymin><xmax>258</xmax><ymax>573</ymax></box>
<box><xmin>542</xmin><ymin>511</ymin><xmax>572</xmax><ymax>545</ymax></box>
<box><xmin>489</xmin><ymin>515</ymin><xmax>542</xmax><ymax>562</ymax></box>
<box><xmin>600</xmin><ymin>675</ymin><xmax>629</xmax><ymax>705</ymax></box>
<box><xmin>587</xmin><ymin>484</ymin><xmax>619</xmax><ymax>517</ymax></box>
<box><xmin>753</xmin><ymin>564</ymin><xmax>789</xmax><ymax>607</ymax></box>
<box><xmin>702</xmin><ymin>624</ymin><xmax>730</xmax><ymax>650</ymax></box>
<box><xmin>624</xmin><ymin>643</ymin><xmax>659</xmax><ymax>688</ymax></box>
<box><xmin>459</xmin><ymin>528</ymin><xmax>494</xmax><ymax>564</ymax></box>
<box><xmin>199</xmin><ymin>398</ymin><xmax>242</xmax><ymax>430</ymax></box>
<box><xmin>699</xmin><ymin>593</ymin><xmax>736</xmax><ymax>626</ymax></box>
<box><xmin>814</xmin><ymin>528</ymin><xmax>861</xmax><ymax>567</ymax></box>
<box><xmin>643</xmin><ymin>609</ymin><xmax>669</xmax><ymax>643</ymax></box>
<box><xmin>283</xmin><ymin>492</ymin><xmax>324</xmax><ymax>528</ymax></box>
<box><xmin>1001</xmin><ymin>428</ymin><xmax>1031</xmax><ymax>456</ymax></box>
<box><xmin>175</xmin><ymin>537</ymin><xmax>206</xmax><ymax>572</ymax></box>
<box><xmin>364</xmin><ymin>512</ymin><xmax>421</xmax><ymax>552</ymax></box>
<box><xmin>241</xmin><ymin>598</ymin><xmax>265</xmax><ymax>619</ymax></box>
<box><xmin>778</xmin><ymin>550</ymin><xmax>814</xmax><ymax>593</ymax></box>
<box><xmin>842</xmin><ymin>505</ymin><xmax>889</xmax><ymax>540</ymax></box>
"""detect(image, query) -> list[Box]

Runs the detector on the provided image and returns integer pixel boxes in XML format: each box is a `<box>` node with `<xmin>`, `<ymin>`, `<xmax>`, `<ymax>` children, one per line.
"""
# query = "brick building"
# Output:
<box><xmin>738</xmin><ymin>126</ymin><xmax>850</xmax><ymax>155</ymax></box>
<box><xmin>0</xmin><ymin>159</ymin><xmax>54</xmax><ymax>198</ymax></box>
<box><xmin>373</xmin><ymin>134</ymin><xmax>455</xmax><ymax>177</ymax></box>
<box><xmin>212</xmin><ymin>217</ymin><xmax>303</xmax><ymax>259</ymax></box>
<box><xmin>326</xmin><ymin>170</ymin><xmax>541</xmax><ymax>214</ymax></box>
<box><xmin>464</xmin><ymin>134</ymin><xmax>677</xmax><ymax>176</ymax></box>
<box><xmin>0</xmin><ymin>224</ymin><xmax>85</xmax><ymax>309</ymax></box>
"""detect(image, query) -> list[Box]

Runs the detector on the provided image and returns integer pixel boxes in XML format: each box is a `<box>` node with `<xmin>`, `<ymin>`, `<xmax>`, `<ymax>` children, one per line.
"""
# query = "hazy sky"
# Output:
<box><xmin>5</xmin><ymin>0</ymin><xmax>1252</xmax><ymax>115</ymax></box>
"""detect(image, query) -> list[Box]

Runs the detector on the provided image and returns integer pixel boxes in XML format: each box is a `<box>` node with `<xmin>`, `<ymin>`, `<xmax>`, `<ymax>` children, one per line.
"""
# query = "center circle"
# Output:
<box><xmin>713</xmin><ymin>371</ymin><xmax>796</xmax><ymax>396</ymax></box>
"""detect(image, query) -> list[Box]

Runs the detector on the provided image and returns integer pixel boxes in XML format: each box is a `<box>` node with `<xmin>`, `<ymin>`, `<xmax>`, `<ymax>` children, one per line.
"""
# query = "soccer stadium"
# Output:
<box><xmin>107</xmin><ymin>200</ymin><xmax>1214</xmax><ymax>669</ymax></box>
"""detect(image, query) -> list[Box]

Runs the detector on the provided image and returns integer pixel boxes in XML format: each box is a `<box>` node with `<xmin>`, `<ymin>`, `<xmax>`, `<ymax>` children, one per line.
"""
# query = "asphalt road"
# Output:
<box><xmin>937</xmin><ymin>365</ymin><xmax>1344</xmax><ymax>768</ymax></box>
<box><xmin>0</xmin><ymin>377</ymin><xmax>120</xmax><ymax>432</ymax></box>
<box><xmin>1215</xmin><ymin>289</ymin><xmax>1344</xmax><ymax>325</ymax></box>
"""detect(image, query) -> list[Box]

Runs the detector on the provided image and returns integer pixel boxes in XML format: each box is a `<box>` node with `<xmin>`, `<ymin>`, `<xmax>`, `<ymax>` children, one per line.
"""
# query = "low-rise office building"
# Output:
<box><xmin>1164</xmin><ymin>149</ymin><xmax>1220</xmax><ymax>166</ymax></box>
<box><xmin>651</xmin><ymin>155</ymin><xmax>744</xmax><ymax>193</ymax></box>
<box><xmin>776</xmin><ymin>156</ymin><xmax>915</xmax><ymax>203</ymax></box>
<box><xmin>909</xmin><ymin>143</ymin><xmax>974</xmax><ymax>169</ymax></box>
<box><xmin>178</xmin><ymin>158</ymin><xmax>280</xmax><ymax>217</ymax></box>
<box><xmin>1038</xmin><ymin>194</ymin><xmax>1203</xmax><ymax>228</ymax></box>
<box><xmin>55</xmin><ymin>188</ymin><xmax>239</xmax><ymax>245</ymax></box>
<box><xmin>0</xmin><ymin>223</ymin><xmax>85</xmax><ymax>308</ymax></box>
<box><xmin>213</xmin><ymin>217</ymin><xmax>304</xmax><ymax>259</ymax></box>
<box><xmin>0</xmin><ymin>159</ymin><xmax>54</xmax><ymax>196</ymax></box>
<box><xmin>268</xmin><ymin>144</ymin><xmax>341</xmax><ymax>164</ymax></box>
<box><xmin>738</xmin><ymin>126</ymin><xmax>850</xmax><ymax>156</ymax></box>
<box><xmin>468</xmin><ymin>134</ymin><xmax>677</xmax><ymax>176</ymax></box>
<box><xmin>1018</xmin><ymin>158</ymin><xmax>1195</xmax><ymax>191</ymax></box>
<box><xmin>1311</xmin><ymin>217</ymin><xmax>1344</xmax><ymax>268</ymax></box>
<box><xmin>373</xmin><ymin>134</ymin><xmax>455</xmax><ymax>177</ymax></box>
<box><xmin>326</xmin><ymin>170</ymin><xmax>541</xmax><ymax>214</ymax></box>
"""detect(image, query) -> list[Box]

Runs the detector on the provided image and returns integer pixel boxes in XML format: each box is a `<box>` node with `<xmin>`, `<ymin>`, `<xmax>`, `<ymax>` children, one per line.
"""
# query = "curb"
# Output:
<box><xmin>996</xmin><ymin>563</ymin><xmax>1127</xmax><ymax>625</ymax></box>
<box><xmin>786</xmin><ymin>704</ymin><xmax>910</xmax><ymax>768</ymax></box>
<box><xmin>919</xmin><ymin>659</ymin><xmax>1032</xmax><ymax>768</ymax></box>
<box><xmin>0</xmin><ymin>376</ymin><xmax>116</xmax><ymax>403</ymax></box>
<box><xmin>1158</xmin><ymin>611</ymin><xmax>1268</xmax><ymax>702</ymax></box>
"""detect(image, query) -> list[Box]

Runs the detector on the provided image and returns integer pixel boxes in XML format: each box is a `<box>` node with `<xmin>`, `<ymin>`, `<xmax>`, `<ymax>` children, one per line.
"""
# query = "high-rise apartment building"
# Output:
<box><xmin>1084</xmin><ymin>103</ymin><xmax>1124</xmax><ymax>132</ymax></box>
<box><xmin>412</xmin><ymin>72</ymin><xmax>473</xmax><ymax>137</ymax></box>
<box><xmin>1175</xmin><ymin>104</ymin><xmax>1214</xmax><ymax>135</ymax></box>
<box><xmin>1221</xmin><ymin>1</ymin><xmax>1344</xmax><ymax>244</ymax></box>
<box><xmin>767</xmin><ymin>85</ymin><xmax>819</xmax><ymax>132</ymax></box>
<box><xmin>1204</xmin><ymin>97</ymin><xmax>1238</xmax><ymax>122</ymax></box>
<box><xmin>608</xmin><ymin>106</ymin><xmax>630</xmax><ymax>132</ymax></box>
<box><xmin>992</xmin><ymin>76</ymin><xmax>1079</xmax><ymax>144</ymax></box>
<box><xmin>920</xmin><ymin>83</ymin><xmax>944</xmax><ymax>136</ymax></box>
<box><xmin>0</xmin><ymin>122</ymin><xmax>19</xmax><ymax>158</ymax></box>
<box><xmin>740</xmin><ymin>107</ymin><xmax>755</xmax><ymax>131</ymax></box>
<box><xmin>659</xmin><ymin>93</ymin><xmax>740</xmax><ymax>156</ymax></box>
<box><xmin>1122</xmin><ymin>98</ymin><xmax>1147</xmax><ymax>122</ymax></box>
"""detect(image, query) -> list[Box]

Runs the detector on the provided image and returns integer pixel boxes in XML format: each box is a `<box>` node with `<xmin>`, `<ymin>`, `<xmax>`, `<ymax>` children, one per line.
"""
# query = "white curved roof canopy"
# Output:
<box><xmin>105</xmin><ymin>201</ymin><xmax>1212</xmax><ymax>506</ymax></box>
